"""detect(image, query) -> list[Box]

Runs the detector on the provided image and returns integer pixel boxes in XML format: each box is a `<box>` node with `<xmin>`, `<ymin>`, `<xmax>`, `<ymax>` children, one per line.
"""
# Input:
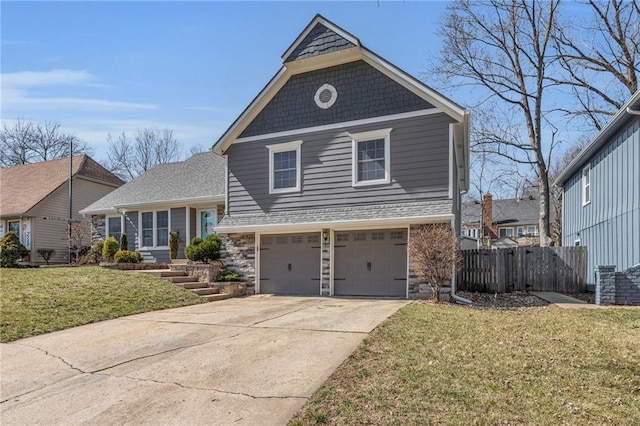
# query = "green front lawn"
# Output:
<box><xmin>0</xmin><ymin>267</ymin><xmax>203</xmax><ymax>342</ymax></box>
<box><xmin>292</xmin><ymin>303</ymin><xmax>640</xmax><ymax>425</ymax></box>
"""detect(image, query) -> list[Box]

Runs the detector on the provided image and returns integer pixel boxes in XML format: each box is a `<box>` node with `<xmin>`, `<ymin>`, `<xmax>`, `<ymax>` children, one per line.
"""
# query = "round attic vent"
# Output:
<box><xmin>314</xmin><ymin>83</ymin><xmax>337</xmax><ymax>109</ymax></box>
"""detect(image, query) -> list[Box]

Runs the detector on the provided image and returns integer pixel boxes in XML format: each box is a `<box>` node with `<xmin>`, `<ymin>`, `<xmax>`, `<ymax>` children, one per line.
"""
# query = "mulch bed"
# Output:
<box><xmin>457</xmin><ymin>291</ymin><xmax>597</xmax><ymax>309</ymax></box>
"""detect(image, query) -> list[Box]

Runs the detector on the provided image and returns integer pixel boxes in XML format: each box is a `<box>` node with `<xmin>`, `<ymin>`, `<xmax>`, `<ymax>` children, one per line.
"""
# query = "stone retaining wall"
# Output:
<box><xmin>595</xmin><ymin>264</ymin><xmax>640</xmax><ymax>305</ymax></box>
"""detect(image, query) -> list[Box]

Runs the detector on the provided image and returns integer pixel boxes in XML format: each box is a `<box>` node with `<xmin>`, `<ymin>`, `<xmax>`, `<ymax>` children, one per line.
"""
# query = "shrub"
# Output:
<box><xmin>102</xmin><ymin>236</ymin><xmax>119</xmax><ymax>260</ymax></box>
<box><xmin>185</xmin><ymin>234</ymin><xmax>222</xmax><ymax>263</ymax></box>
<box><xmin>169</xmin><ymin>231</ymin><xmax>182</xmax><ymax>259</ymax></box>
<box><xmin>215</xmin><ymin>268</ymin><xmax>240</xmax><ymax>282</ymax></box>
<box><xmin>81</xmin><ymin>240</ymin><xmax>104</xmax><ymax>264</ymax></box>
<box><xmin>120</xmin><ymin>234</ymin><xmax>128</xmax><ymax>251</ymax></box>
<box><xmin>37</xmin><ymin>249</ymin><xmax>55</xmax><ymax>265</ymax></box>
<box><xmin>0</xmin><ymin>232</ymin><xmax>29</xmax><ymax>268</ymax></box>
<box><xmin>408</xmin><ymin>223</ymin><xmax>462</xmax><ymax>302</ymax></box>
<box><xmin>114</xmin><ymin>250</ymin><xmax>143</xmax><ymax>263</ymax></box>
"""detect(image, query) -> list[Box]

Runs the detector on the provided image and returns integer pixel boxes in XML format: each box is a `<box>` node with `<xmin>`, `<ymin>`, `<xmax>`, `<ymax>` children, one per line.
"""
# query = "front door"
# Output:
<box><xmin>200</xmin><ymin>210</ymin><xmax>217</xmax><ymax>238</ymax></box>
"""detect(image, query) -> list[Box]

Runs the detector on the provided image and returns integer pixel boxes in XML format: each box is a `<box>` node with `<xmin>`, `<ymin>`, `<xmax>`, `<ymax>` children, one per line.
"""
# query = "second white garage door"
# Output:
<box><xmin>334</xmin><ymin>229</ymin><xmax>407</xmax><ymax>297</ymax></box>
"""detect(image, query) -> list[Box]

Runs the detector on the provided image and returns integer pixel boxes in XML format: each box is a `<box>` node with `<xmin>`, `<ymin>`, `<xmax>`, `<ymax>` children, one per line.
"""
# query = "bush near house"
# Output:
<box><xmin>0</xmin><ymin>232</ymin><xmax>29</xmax><ymax>268</ymax></box>
<box><xmin>120</xmin><ymin>234</ymin><xmax>128</xmax><ymax>251</ymax></box>
<box><xmin>408</xmin><ymin>223</ymin><xmax>462</xmax><ymax>302</ymax></box>
<box><xmin>102</xmin><ymin>236</ymin><xmax>119</xmax><ymax>260</ymax></box>
<box><xmin>215</xmin><ymin>268</ymin><xmax>240</xmax><ymax>282</ymax></box>
<box><xmin>185</xmin><ymin>234</ymin><xmax>222</xmax><ymax>263</ymax></box>
<box><xmin>169</xmin><ymin>231</ymin><xmax>182</xmax><ymax>259</ymax></box>
<box><xmin>113</xmin><ymin>250</ymin><xmax>143</xmax><ymax>263</ymax></box>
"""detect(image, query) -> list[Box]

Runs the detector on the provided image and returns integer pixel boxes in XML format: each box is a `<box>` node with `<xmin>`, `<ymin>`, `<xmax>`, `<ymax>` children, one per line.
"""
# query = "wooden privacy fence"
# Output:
<box><xmin>457</xmin><ymin>247</ymin><xmax>587</xmax><ymax>293</ymax></box>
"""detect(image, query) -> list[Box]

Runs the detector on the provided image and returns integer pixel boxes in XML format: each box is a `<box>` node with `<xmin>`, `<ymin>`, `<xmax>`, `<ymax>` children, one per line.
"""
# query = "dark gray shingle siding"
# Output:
<box><xmin>239</xmin><ymin>60</ymin><xmax>434</xmax><ymax>138</ymax></box>
<box><xmin>285</xmin><ymin>23</ymin><xmax>355</xmax><ymax>63</ymax></box>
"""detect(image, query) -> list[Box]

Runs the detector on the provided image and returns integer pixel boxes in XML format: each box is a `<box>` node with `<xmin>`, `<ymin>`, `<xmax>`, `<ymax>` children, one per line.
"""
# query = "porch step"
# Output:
<box><xmin>176</xmin><ymin>281</ymin><xmax>209</xmax><ymax>290</ymax></box>
<box><xmin>192</xmin><ymin>287</ymin><xmax>220</xmax><ymax>296</ymax></box>
<box><xmin>142</xmin><ymin>270</ymin><xmax>186</xmax><ymax>278</ymax></box>
<box><xmin>201</xmin><ymin>293</ymin><xmax>232</xmax><ymax>302</ymax></box>
<box><xmin>165</xmin><ymin>275</ymin><xmax>200</xmax><ymax>284</ymax></box>
<box><xmin>139</xmin><ymin>251</ymin><xmax>157</xmax><ymax>264</ymax></box>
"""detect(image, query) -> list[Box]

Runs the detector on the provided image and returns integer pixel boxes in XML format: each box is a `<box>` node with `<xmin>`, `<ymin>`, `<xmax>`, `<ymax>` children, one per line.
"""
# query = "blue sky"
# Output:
<box><xmin>2</xmin><ymin>1</ymin><xmax>452</xmax><ymax>161</ymax></box>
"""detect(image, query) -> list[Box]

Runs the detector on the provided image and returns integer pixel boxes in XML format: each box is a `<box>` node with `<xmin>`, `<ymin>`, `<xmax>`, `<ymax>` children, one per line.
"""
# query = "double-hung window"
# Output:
<box><xmin>140</xmin><ymin>210</ymin><xmax>169</xmax><ymax>248</ymax></box>
<box><xmin>582</xmin><ymin>164</ymin><xmax>591</xmax><ymax>206</ymax></box>
<box><xmin>8</xmin><ymin>220</ymin><xmax>20</xmax><ymax>235</ymax></box>
<box><xmin>351</xmin><ymin>128</ymin><xmax>392</xmax><ymax>186</ymax></box>
<box><xmin>107</xmin><ymin>216</ymin><xmax>122</xmax><ymax>242</ymax></box>
<box><xmin>499</xmin><ymin>228</ymin><xmax>513</xmax><ymax>237</ymax></box>
<box><xmin>267</xmin><ymin>141</ymin><xmax>302</xmax><ymax>194</ymax></box>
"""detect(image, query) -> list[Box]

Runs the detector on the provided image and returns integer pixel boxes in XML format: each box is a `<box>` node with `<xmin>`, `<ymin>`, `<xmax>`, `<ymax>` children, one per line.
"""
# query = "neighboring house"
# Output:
<box><xmin>462</xmin><ymin>194</ymin><xmax>542</xmax><ymax>248</ymax></box>
<box><xmin>80</xmin><ymin>151</ymin><xmax>225</xmax><ymax>263</ymax></box>
<box><xmin>212</xmin><ymin>15</ymin><xmax>470</xmax><ymax>298</ymax></box>
<box><xmin>0</xmin><ymin>155</ymin><xmax>124</xmax><ymax>264</ymax></box>
<box><xmin>555</xmin><ymin>90</ymin><xmax>640</xmax><ymax>289</ymax></box>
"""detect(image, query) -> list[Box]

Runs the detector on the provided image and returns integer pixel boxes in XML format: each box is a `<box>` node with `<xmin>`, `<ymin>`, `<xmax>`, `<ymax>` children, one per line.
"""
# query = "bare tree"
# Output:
<box><xmin>434</xmin><ymin>0</ymin><xmax>561</xmax><ymax>246</ymax></box>
<box><xmin>104</xmin><ymin>128</ymin><xmax>182</xmax><ymax>181</ymax></box>
<box><xmin>0</xmin><ymin>119</ymin><xmax>92</xmax><ymax>167</ymax></box>
<box><xmin>408</xmin><ymin>224</ymin><xmax>462</xmax><ymax>302</ymax></box>
<box><xmin>553</xmin><ymin>0</ymin><xmax>640</xmax><ymax>130</ymax></box>
<box><xmin>68</xmin><ymin>219</ymin><xmax>92</xmax><ymax>264</ymax></box>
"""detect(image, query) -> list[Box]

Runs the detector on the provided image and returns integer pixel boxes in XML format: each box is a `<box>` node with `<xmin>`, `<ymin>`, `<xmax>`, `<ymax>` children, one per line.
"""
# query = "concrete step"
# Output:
<box><xmin>141</xmin><ymin>270</ymin><xmax>186</xmax><ymax>278</ymax></box>
<box><xmin>201</xmin><ymin>293</ymin><xmax>232</xmax><ymax>302</ymax></box>
<box><xmin>164</xmin><ymin>276</ymin><xmax>200</xmax><ymax>284</ymax></box>
<box><xmin>176</xmin><ymin>281</ymin><xmax>209</xmax><ymax>290</ymax></box>
<box><xmin>191</xmin><ymin>287</ymin><xmax>220</xmax><ymax>296</ymax></box>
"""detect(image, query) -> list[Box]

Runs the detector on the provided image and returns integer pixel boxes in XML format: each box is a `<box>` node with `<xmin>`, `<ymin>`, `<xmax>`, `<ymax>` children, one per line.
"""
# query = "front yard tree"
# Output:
<box><xmin>434</xmin><ymin>0</ymin><xmax>560</xmax><ymax>246</ymax></box>
<box><xmin>408</xmin><ymin>224</ymin><xmax>462</xmax><ymax>302</ymax></box>
<box><xmin>0</xmin><ymin>119</ymin><xmax>92</xmax><ymax>167</ymax></box>
<box><xmin>104</xmin><ymin>128</ymin><xmax>182</xmax><ymax>181</ymax></box>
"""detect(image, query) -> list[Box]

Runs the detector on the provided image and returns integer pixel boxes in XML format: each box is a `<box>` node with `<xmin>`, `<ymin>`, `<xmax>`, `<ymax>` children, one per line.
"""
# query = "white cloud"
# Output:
<box><xmin>1</xmin><ymin>69</ymin><xmax>157</xmax><ymax>112</ymax></box>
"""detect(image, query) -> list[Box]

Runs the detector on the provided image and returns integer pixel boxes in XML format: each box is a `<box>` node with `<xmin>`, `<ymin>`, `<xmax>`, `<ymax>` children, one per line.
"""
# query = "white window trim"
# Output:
<box><xmin>105</xmin><ymin>214</ymin><xmax>124</xmax><ymax>240</ymax></box>
<box><xmin>350</xmin><ymin>128</ymin><xmax>392</xmax><ymax>187</ymax></box>
<box><xmin>582</xmin><ymin>164</ymin><xmax>591</xmax><ymax>206</ymax></box>
<box><xmin>266</xmin><ymin>140</ymin><xmax>303</xmax><ymax>194</ymax></box>
<box><xmin>499</xmin><ymin>227</ymin><xmax>514</xmax><ymax>238</ymax></box>
<box><xmin>138</xmin><ymin>209</ymin><xmax>171</xmax><ymax>250</ymax></box>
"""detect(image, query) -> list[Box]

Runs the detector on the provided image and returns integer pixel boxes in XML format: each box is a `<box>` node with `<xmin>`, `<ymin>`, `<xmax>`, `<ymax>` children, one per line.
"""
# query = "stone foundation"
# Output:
<box><xmin>222</xmin><ymin>233</ymin><xmax>256</xmax><ymax>294</ymax></box>
<box><xmin>91</xmin><ymin>215</ymin><xmax>106</xmax><ymax>242</ymax></box>
<box><xmin>171</xmin><ymin>261</ymin><xmax>225</xmax><ymax>283</ymax></box>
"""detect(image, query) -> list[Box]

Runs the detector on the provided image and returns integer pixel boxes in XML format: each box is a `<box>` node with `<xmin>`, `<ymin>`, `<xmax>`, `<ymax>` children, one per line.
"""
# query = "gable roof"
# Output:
<box><xmin>212</xmin><ymin>14</ymin><xmax>470</xmax><ymax>191</ymax></box>
<box><xmin>0</xmin><ymin>155</ymin><xmax>124</xmax><ymax>218</ymax></box>
<box><xmin>462</xmin><ymin>197</ymin><xmax>542</xmax><ymax>226</ymax></box>
<box><xmin>80</xmin><ymin>151</ymin><xmax>225</xmax><ymax>215</ymax></box>
<box><xmin>555</xmin><ymin>89</ymin><xmax>640</xmax><ymax>186</ymax></box>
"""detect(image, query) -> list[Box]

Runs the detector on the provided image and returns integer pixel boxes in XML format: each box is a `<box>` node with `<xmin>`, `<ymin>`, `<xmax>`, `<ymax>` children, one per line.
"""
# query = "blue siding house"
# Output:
<box><xmin>555</xmin><ymin>90</ymin><xmax>640</xmax><ymax>290</ymax></box>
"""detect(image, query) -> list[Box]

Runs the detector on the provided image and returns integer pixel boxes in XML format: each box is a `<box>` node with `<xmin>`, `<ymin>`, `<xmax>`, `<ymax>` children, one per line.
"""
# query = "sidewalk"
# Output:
<box><xmin>532</xmin><ymin>292</ymin><xmax>606</xmax><ymax>309</ymax></box>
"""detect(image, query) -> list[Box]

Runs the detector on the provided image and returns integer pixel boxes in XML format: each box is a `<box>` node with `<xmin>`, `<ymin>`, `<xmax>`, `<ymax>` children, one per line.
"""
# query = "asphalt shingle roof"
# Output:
<box><xmin>218</xmin><ymin>200</ymin><xmax>453</xmax><ymax>229</ymax></box>
<box><xmin>81</xmin><ymin>151</ymin><xmax>225</xmax><ymax>214</ymax></box>
<box><xmin>0</xmin><ymin>155</ymin><xmax>123</xmax><ymax>218</ymax></box>
<box><xmin>462</xmin><ymin>197</ymin><xmax>543</xmax><ymax>226</ymax></box>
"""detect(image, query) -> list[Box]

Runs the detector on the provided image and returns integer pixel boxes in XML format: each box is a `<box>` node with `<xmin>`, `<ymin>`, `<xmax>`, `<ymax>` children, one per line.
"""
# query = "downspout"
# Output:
<box><xmin>451</xmin><ymin>215</ymin><xmax>473</xmax><ymax>305</ymax></box>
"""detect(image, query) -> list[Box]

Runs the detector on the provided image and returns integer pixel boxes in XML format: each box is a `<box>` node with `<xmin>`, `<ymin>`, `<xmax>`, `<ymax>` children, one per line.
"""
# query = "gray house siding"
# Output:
<box><xmin>563</xmin><ymin>117</ymin><xmax>640</xmax><ymax>286</ymax></box>
<box><xmin>189</xmin><ymin>208</ymin><xmax>197</xmax><ymax>244</ymax></box>
<box><xmin>228</xmin><ymin>113</ymin><xmax>454</xmax><ymax>215</ymax></box>
<box><xmin>285</xmin><ymin>23</ymin><xmax>355</xmax><ymax>63</ymax></box>
<box><xmin>239</xmin><ymin>60</ymin><xmax>434</xmax><ymax>138</ymax></box>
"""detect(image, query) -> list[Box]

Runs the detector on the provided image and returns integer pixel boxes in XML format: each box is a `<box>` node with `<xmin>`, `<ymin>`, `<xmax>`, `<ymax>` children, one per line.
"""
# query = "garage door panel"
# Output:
<box><xmin>260</xmin><ymin>233</ymin><xmax>320</xmax><ymax>295</ymax></box>
<box><xmin>334</xmin><ymin>229</ymin><xmax>407</xmax><ymax>297</ymax></box>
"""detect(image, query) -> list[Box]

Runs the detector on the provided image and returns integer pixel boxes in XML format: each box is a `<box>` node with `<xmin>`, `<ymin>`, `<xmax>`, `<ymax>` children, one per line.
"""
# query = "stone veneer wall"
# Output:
<box><xmin>595</xmin><ymin>264</ymin><xmax>640</xmax><ymax>305</ymax></box>
<box><xmin>321</xmin><ymin>229</ymin><xmax>330</xmax><ymax>296</ymax></box>
<box><xmin>222</xmin><ymin>233</ymin><xmax>256</xmax><ymax>294</ymax></box>
<box><xmin>90</xmin><ymin>215</ymin><xmax>106</xmax><ymax>242</ymax></box>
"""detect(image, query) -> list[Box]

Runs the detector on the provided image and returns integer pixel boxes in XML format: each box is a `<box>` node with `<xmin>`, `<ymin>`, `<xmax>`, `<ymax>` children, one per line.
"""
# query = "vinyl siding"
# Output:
<box><xmin>28</xmin><ymin>177</ymin><xmax>120</xmax><ymax>264</ymax></box>
<box><xmin>189</xmin><ymin>208</ymin><xmax>197</xmax><ymax>244</ymax></box>
<box><xmin>227</xmin><ymin>113</ymin><xmax>454</xmax><ymax>215</ymax></box>
<box><xmin>563</xmin><ymin>117</ymin><xmax>640</xmax><ymax>285</ymax></box>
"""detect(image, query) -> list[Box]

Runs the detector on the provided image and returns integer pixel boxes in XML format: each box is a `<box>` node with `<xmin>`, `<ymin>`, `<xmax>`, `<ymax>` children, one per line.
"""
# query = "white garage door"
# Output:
<box><xmin>334</xmin><ymin>229</ymin><xmax>407</xmax><ymax>297</ymax></box>
<box><xmin>259</xmin><ymin>233</ymin><xmax>321</xmax><ymax>295</ymax></box>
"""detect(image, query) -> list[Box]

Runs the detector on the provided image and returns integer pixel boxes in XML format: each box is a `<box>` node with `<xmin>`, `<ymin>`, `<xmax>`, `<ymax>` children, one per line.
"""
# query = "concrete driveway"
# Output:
<box><xmin>1</xmin><ymin>295</ymin><xmax>408</xmax><ymax>425</ymax></box>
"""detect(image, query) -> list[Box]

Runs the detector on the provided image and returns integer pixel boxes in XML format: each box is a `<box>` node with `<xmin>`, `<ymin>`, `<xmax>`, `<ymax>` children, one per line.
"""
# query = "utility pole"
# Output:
<box><xmin>68</xmin><ymin>141</ymin><xmax>73</xmax><ymax>264</ymax></box>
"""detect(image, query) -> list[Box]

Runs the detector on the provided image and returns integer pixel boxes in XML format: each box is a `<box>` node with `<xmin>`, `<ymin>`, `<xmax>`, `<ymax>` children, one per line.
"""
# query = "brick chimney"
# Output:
<box><xmin>482</xmin><ymin>193</ymin><xmax>497</xmax><ymax>240</ymax></box>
